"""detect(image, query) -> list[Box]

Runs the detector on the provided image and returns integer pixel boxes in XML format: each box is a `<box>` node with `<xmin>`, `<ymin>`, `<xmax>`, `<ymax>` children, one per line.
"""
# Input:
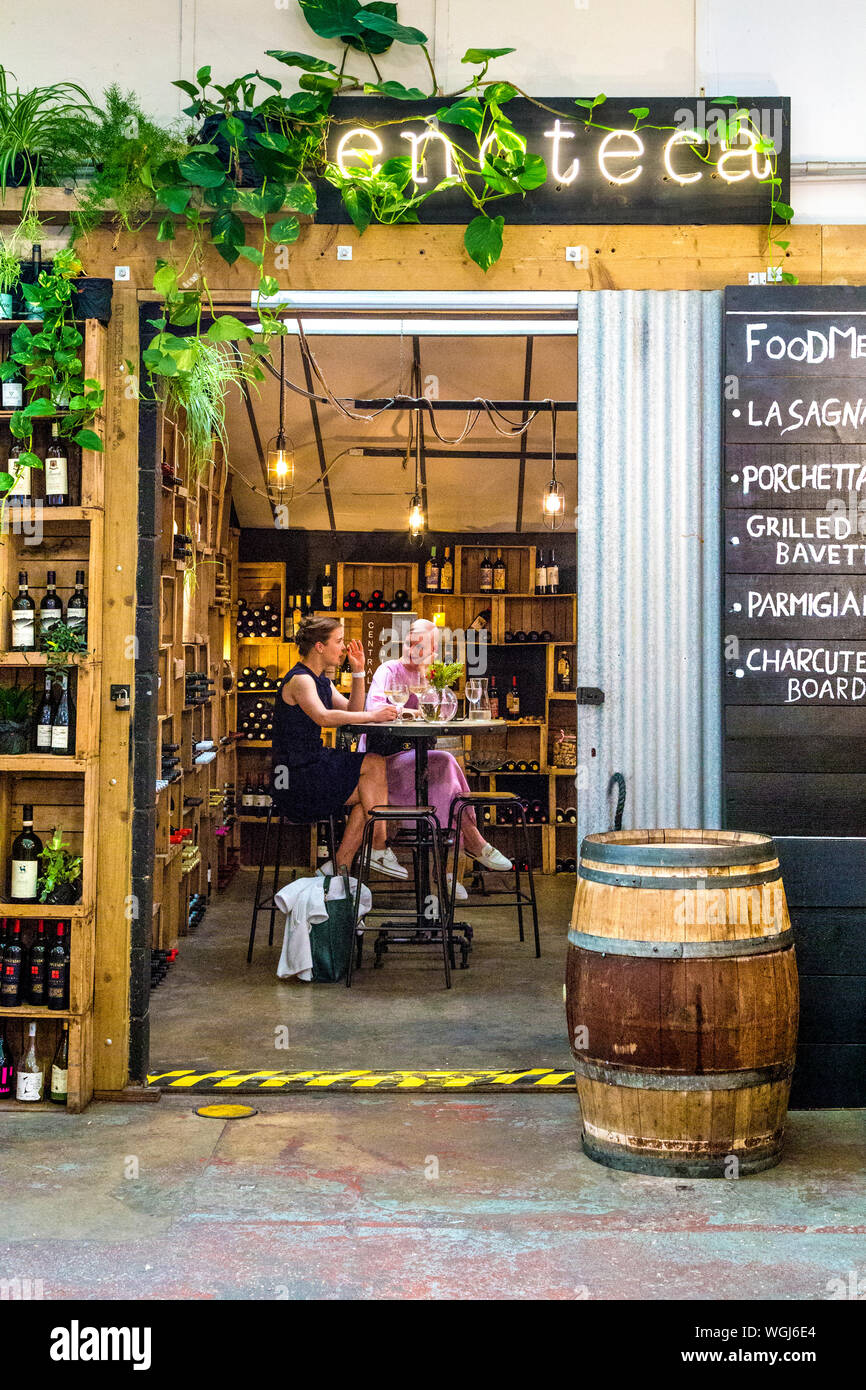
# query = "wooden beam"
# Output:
<box><xmin>515</xmin><ymin>337</ymin><xmax>534</xmax><ymax>533</ymax></box>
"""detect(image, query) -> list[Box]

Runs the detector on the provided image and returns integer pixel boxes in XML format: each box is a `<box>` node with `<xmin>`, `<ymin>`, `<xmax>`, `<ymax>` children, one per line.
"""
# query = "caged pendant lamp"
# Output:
<box><xmin>542</xmin><ymin>402</ymin><xmax>566</xmax><ymax>530</ymax></box>
<box><xmin>266</xmin><ymin>336</ymin><xmax>295</xmax><ymax>504</ymax></box>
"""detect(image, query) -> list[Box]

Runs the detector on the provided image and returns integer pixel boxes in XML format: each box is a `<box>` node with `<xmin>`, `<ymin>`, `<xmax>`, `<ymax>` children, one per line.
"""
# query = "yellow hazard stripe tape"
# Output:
<box><xmin>147</xmin><ymin>1067</ymin><xmax>576</xmax><ymax>1092</ymax></box>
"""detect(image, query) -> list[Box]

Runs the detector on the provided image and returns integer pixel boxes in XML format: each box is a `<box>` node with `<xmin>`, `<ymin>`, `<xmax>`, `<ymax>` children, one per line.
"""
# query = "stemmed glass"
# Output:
<box><xmin>466</xmin><ymin>678</ymin><xmax>483</xmax><ymax>720</ymax></box>
<box><xmin>384</xmin><ymin>672</ymin><xmax>409</xmax><ymax>722</ymax></box>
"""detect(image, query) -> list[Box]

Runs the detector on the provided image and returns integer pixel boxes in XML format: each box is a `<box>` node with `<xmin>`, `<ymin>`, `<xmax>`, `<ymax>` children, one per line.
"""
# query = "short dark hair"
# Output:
<box><xmin>296</xmin><ymin>614</ymin><xmax>342</xmax><ymax>656</ymax></box>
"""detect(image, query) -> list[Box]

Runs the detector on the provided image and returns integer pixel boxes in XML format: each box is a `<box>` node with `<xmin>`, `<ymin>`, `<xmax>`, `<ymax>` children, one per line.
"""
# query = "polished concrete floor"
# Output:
<box><xmin>150</xmin><ymin>868</ymin><xmax>573</xmax><ymax>1072</ymax></box>
<box><xmin>2</xmin><ymin>1095</ymin><xmax>864</xmax><ymax>1299</ymax></box>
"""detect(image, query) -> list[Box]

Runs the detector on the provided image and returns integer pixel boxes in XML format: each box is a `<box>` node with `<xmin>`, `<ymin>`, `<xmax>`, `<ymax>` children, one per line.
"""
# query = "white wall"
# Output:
<box><xmin>2</xmin><ymin>0</ymin><xmax>863</xmax><ymax>221</ymax></box>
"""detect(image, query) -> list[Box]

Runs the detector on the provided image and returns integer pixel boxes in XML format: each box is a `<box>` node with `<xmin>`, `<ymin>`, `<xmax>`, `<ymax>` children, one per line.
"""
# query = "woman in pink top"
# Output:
<box><xmin>365</xmin><ymin>620</ymin><xmax>511</xmax><ymax>879</ymax></box>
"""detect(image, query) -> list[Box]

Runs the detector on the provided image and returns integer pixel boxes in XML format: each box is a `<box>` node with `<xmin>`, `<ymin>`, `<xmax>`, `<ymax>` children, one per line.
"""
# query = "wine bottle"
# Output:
<box><xmin>547</xmin><ymin>549</ymin><xmax>559</xmax><ymax>594</ymax></box>
<box><xmin>321</xmin><ymin>563</ymin><xmax>334</xmax><ymax>611</ymax></box>
<box><xmin>28</xmin><ymin>918</ymin><xmax>47</xmax><ymax>1005</ymax></box>
<box><xmin>506</xmin><ymin>675</ymin><xmax>520</xmax><ymax>720</ymax></box>
<box><xmin>45</xmin><ymin>424</ymin><xmax>69</xmax><ymax>506</ymax></box>
<box><xmin>493</xmin><ymin>548</ymin><xmax>507</xmax><ymax>593</ymax></box>
<box><xmin>50</xmin><ymin>1022</ymin><xmax>69</xmax><ymax>1105</ymax></box>
<box><xmin>35</xmin><ymin>674</ymin><xmax>54</xmax><ymax>752</ymax></box>
<box><xmin>50</xmin><ymin>671</ymin><xmax>74</xmax><ymax>755</ymax></box>
<box><xmin>488</xmin><ymin>675</ymin><xmax>499</xmax><ymax>720</ymax></box>
<box><xmin>479</xmin><ymin>550</ymin><xmax>493</xmax><ymax>593</ymax></box>
<box><xmin>30</xmin><ymin>244</ymin><xmax>44</xmax><ymax>321</ymax></box>
<box><xmin>16</xmin><ymin>1021</ymin><xmax>43</xmax><ymax>1102</ymax></box>
<box><xmin>0</xmin><ymin>919</ymin><xmax>24</xmax><ymax>1006</ymax></box>
<box><xmin>425</xmin><ymin>545</ymin><xmax>439</xmax><ymax>593</ymax></box>
<box><xmin>535</xmin><ymin>549</ymin><xmax>548</xmax><ymax>595</ymax></box>
<box><xmin>11</xmin><ymin>571</ymin><xmax>36</xmax><ymax>650</ymax></box>
<box><xmin>10</xmin><ymin>806</ymin><xmax>42</xmax><ymax>902</ymax></box>
<box><xmin>47</xmin><ymin>921</ymin><xmax>69</xmax><ymax>1010</ymax></box>
<box><xmin>5</xmin><ymin>442</ymin><xmax>31</xmax><ymax>507</ymax></box>
<box><xmin>242</xmin><ymin>775</ymin><xmax>255</xmax><ymax>810</ymax></box>
<box><xmin>0</xmin><ymin>1029</ymin><xmax>13</xmax><ymax>1099</ymax></box>
<box><xmin>39</xmin><ymin>569</ymin><xmax>64</xmax><ymax>641</ymax></box>
<box><xmin>65</xmin><ymin>571</ymin><xmax>88</xmax><ymax>644</ymax></box>
<box><xmin>0</xmin><ymin>338</ymin><xmax>24</xmax><ymax>409</ymax></box>
<box><xmin>440</xmin><ymin>546</ymin><xmax>454</xmax><ymax>594</ymax></box>
<box><xmin>556</xmin><ymin>649</ymin><xmax>572</xmax><ymax>691</ymax></box>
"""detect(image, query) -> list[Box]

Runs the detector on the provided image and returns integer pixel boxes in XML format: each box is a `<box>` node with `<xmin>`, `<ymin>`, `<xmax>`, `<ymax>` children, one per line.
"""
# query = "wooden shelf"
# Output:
<box><xmin>0</xmin><ymin>505</ymin><xmax>102</xmax><ymax>521</ymax></box>
<box><xmin>0</xmin><ymin>652</ymin><xmax>96</xmax><ymax>668</ymax></box>
<box><xmin>0</xmin><ymin>754</ymin><xmax>91</xmax><ymax>771</ymax></box>
<box><xmin>0</xmin><ymin>902</ymin><xmax>91</xmax><ymax>918</ymax></box>
<box><xmin>0</xmin><ymin>1004</ymin><xmax>77</xmax><ymax>1020</ymax></box>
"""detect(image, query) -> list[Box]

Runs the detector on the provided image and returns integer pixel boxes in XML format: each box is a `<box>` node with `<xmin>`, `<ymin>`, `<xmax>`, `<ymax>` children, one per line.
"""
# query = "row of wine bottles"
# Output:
<box><xmin>341</xmin><ymin>588</ymin><xmax>412</xmax><ymax>613</ymax></box>
<box><xmin>0</xmin><ymin>917</ymin><xmax>70</xmax><ymax>1009</ymax></box>
<box><xmin>0</xmin><ymin>1021</ymin><xmax>69</xmax><ymax>1104</ymax></box>
<box><xmin>423</xmin><ymin>547</ymin><xmax>562</xmax><ymax>595</ymax></box>
<box><xmin>555</xmin><ymin>807</ymin><xmax>578</xmax><ymax>824</ymax></box>
<box><xmin>10</xmin><ymin>570</ymin><xmax>88</xmax><ymax>651</ymax></box>
<box><xmin>0</xmin><ymin>426</ymin><xmax>80</xmax><ymax>507</ymax></box>
<box><xmin>237</xmin><ymin>666</ymin><xmax>279</xmax><ymax>691</ymax></box>
<box><xmin>241</xmin><ymin>775</ymin><xmax>274</xmax><ymax>813</ymax></box>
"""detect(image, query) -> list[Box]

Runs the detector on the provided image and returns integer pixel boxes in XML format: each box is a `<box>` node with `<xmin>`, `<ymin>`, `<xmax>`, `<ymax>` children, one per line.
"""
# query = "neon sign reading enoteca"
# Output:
<box><xmin>320</xmin><ymin>95</ymin><xmax>790</xmax><ymax>226</ymax></box>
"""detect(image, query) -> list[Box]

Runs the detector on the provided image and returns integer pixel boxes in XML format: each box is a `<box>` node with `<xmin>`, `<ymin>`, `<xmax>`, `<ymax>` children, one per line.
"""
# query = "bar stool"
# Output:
<box><xmin>246</xmin><ymin>806</ymin><xmax>338</xmax><ymax>963</ymax></box>
<box><xmin>445</xmin><ymin>792</ymin><xmax>541</xmax><ymax>958</ymax></box>
<box><xmin>347</xmin><ymin>806</ymin><xmax>453</xmax><ymax>988</ymax></box>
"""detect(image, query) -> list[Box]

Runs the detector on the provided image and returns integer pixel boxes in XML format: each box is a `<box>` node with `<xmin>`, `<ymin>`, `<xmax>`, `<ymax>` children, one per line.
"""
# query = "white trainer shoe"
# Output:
<box><xmin>471</xmin><ymin>842</ymin><xmax>513</xmax><ymax>872</ymax></box>
<box><xmin>447</xmin><ymin>873</ymin><xmax>469</xmax><ymax>902</ymax></box>
<box><xmin>316</xmin><ymin>859</ymin><xmax>334</xmax><ymax>877</ymax></box>
<box><xmin>370</xmin><ymin>847</ymin><xmax>409</xmax><ymax>880</ymax></box>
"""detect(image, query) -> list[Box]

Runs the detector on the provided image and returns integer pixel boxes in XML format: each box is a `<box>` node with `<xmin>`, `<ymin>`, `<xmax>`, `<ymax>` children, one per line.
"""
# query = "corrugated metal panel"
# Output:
<box><xmin>577</xmin><ymin>290</ymin><xmax>723</xmax><ymax>841</ymax></box>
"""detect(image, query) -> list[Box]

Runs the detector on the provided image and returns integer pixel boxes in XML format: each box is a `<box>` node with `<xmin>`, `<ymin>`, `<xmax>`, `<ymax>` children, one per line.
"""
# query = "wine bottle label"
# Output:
<box><xmin>11</xmin><ymin>859</ymin><xmax>38</xmax><ymax>897</ymax></box>
<box><xmin>2</xmin><ymin>381</ymin><xmax>23</xmax><ymax>408</ymax></box>
<box><xmin>45</xmin><ymin>456</ymin><xmax>68</xmax><ymax>495</ymax></box>
<box><xmin>40</xmin><ymin>610</ymin><xmax>62</xmax><ymax>633</ymax></box>
<box><xmin>51</xmin><ymin>1065</ymin><xmax>69</xmax><ymax>1096</ymax></box>
<box><xmin>51</xmin><ymin>725</ymin><xmax>70</xmax><ymax>751</ymax></box>
<box><xmin>36</xmin><ymin>724</ymin><xmax>52</xmax><ymax>749</ymax></box>
<box><xmin>494</xmin><ymin>572</ymin><xmax>506</xmax><ymax>592</ymax></box>
<box><xmin>16</xmin><ymin>1069</ymin><xmax>43</xmax><ymax>1101</ymax></box>
<box><xmin>0</xmin><ymin>1065</ymin><xmax>13</xmax><ymax>1097</ymax></box>
<box><xmin>66</xmin><ymin>604</ymin><xmax>86</xmax><ymax>634</ymax></box>
<box><xmin>7</xmin><ymin>467</ymin><xmax>31</xmax><ymax>498</ymax></box>
<box><xmin>322</xmin><ymin>586</ymin><xmax>333</xmax><ymax>607</ymax></box>
<box><xmin>12</xmin><ymin>611</ymin><xmax>35</xmax><ymax>646</ymax></box>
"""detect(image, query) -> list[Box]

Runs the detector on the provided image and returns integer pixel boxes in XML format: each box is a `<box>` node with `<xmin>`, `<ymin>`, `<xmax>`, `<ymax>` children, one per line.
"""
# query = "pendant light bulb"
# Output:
<box><xmin>542</xmin><ymin>402</ymin><xmax>565</xmax><ymax>530</ymax></box>
<box><xmin>408</xmin><ymin>492</ymin><xmax>425</xmax><ymax>542</ymax></box>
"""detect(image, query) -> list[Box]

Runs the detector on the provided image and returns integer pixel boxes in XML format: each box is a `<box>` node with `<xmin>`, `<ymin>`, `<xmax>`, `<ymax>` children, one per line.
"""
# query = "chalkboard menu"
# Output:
<box><xmin>723</xmin><ymin>285</ymin><xmax>866</xmax><ymax>834</ymax></box>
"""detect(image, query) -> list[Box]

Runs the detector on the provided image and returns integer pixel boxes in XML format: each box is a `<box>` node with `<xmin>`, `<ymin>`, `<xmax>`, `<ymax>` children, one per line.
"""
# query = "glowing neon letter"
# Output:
<box><xmin>543</xmin><ymin>119</ymin><xmax>579</xmax><ymax>184</ymax></box>
<box><xmin>598</xmin><ymin>130</ymin><xmax>644</xmax><ymax>184</ymax></box>
<box><xmin>336</xmin><ymin>127</ymin><xmax>384</xmax><ymax>178</ymax></box>
<box><xmin>399</xmin><ymin>128</ymin><xmax>456</xmax><ymax>185</ymax></box>
<box><xmin>663</xmin><ymin>129</ymin><xmax>703</xmax><ymax>185</ymax></box>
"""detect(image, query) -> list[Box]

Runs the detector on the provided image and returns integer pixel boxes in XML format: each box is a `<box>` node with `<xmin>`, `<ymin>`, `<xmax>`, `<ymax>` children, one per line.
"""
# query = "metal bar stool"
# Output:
<box><xmin>246</xmin><ymin>806</ymin><xmax>338</xmax><ymax>963</ymax></box>
<box><xmin>347</xmin><ymin>806</ymin><xmax>453</xmax><ymax>988</ymax></box>
<box><xmin>445</xmin><ymin>792</ymin><xmax>541</xmax><ymax>958</ymax></box>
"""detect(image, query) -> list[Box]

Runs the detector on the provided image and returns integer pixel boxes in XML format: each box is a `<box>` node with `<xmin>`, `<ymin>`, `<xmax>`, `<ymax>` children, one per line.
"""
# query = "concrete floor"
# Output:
<box><xmin>150</xmin><ymin>869</ymin><xmax>572</xmax><ymax>1071</ymax></box>
<box><xmin>1</xmin><ymin>1095</ymin><xmax>864</xmax><ymax>1299</ymax></box>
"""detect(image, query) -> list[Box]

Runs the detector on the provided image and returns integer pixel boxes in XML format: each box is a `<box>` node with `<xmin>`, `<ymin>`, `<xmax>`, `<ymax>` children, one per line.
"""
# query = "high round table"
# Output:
<box><xmin>384</xmin><ymin>715</ymin><xmax>508</xmax><ymax>807</ymax></box>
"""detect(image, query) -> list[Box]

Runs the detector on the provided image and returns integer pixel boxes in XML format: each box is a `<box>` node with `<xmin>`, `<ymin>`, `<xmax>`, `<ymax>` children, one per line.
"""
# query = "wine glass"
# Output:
<box><xmin>466</xmin><ymin>678</ymin><xmax>483</xmax><ymax>720</ymax></box>
<box><xmin>384</xmin><ymin>672</ymin><xmax>409</xmax><ymax>722</ymax></box>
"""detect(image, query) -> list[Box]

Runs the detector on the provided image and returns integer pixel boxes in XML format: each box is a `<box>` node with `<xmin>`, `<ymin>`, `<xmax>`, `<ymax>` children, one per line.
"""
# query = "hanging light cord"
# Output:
<box><xmin>256</xmin><ymin>316</ymin><xmax>556</xmax><ymax>445</ymax></box>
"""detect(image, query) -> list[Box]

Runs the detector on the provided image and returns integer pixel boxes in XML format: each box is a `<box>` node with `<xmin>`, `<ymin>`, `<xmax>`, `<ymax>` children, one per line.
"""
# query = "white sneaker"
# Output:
<box><xmin>370</xmin><ymin>847</ymin><xmax>409</xmax><ymax>880</ymax></box>
<box><xmin>447</xmin><ymin>873</ymin><xmax>468</xmax><ymax>902</ymax></box>
<box><xmin>316</xmin><ymin>860</ymin><xmax>334</xmax><ymax>877</ymax></box>
<box><xmin>471</xmin><ymin>842</ymin><xmax>513</xmax><ymax>872</ymax></box>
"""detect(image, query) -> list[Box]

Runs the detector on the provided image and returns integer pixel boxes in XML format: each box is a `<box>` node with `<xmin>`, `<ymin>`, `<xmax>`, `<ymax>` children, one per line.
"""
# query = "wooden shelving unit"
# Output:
<box><xmin>0</xmin><ymin>318</ymin><xmax>106</xmax><ymax>1110</ymax></box>
<box><xmin>151</xmin><ymin>417</ymin><xmax>237</xmax><ymax>953</ymax></box>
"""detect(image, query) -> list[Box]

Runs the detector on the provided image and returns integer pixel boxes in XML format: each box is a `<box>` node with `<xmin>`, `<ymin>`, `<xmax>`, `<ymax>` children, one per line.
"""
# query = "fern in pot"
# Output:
<box><xmin>0</xmin><ymin>684</ymin><xmax>35</xmax><ymax>754</ymax></box>
<box><xmin>38</xmin><ymin>828</ymin><xmax>83</xmax><ymax>905</ymax></box>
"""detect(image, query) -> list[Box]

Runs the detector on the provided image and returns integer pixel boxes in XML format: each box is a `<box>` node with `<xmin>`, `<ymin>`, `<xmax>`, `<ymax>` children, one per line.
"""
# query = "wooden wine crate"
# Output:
<box><xmin>456</xmin><ymin>544</ymin><xmax>535</xmax><ymax>596</ymax></box>
<box><xmin>336</xmin><ymin>561</ymin><xmax>418</xmax><ymax>608</ymax></box>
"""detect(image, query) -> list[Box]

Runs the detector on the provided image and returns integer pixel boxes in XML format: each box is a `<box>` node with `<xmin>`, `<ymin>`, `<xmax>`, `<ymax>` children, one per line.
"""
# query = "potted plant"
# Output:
<box><xmin>0</xmin><ymin>684</ymin><xmax>35</xmax><ymax>754</ymax></box>
<box><xmin>0</xmin><ymin>235</ymin><xmax>20</xmax><ymax>319</ymax></box>
<box><xmin>425</xmin><ymin>659</ymin><xmax>464</xmax><ymax>721</ymax></box>
<box><xmin>0</xmin><ymin>67</ymin><xmax>97</xmax><ymax>207</ymax></box>
<box><xmin>37</xmin><ymin>828</ymin><xmax>83</xmax><ymax>905</ymax></box>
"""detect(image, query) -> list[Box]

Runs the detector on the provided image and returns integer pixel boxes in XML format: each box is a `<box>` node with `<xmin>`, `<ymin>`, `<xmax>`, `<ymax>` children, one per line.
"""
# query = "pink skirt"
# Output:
<box><xmin>385</xmin><ymin>750</ymin><xmax>477</xmax><ymax>839</ymax></box>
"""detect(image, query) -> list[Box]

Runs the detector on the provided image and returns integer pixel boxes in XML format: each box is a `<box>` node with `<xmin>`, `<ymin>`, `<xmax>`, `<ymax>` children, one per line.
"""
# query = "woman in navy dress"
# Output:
<box><xmin>271</xmin><ymin>615</ymin><xmax>407</xmax><ymax>878</ymax></box>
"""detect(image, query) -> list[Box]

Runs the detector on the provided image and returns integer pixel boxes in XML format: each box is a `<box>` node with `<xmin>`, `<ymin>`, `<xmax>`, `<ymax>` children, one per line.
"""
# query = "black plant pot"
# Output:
<box><xmin>72</xmin><ymin>277</ymin><xmax>113</xmax><ymax>324</ymax></box>
<box><xmin>42</xmin><ymin>878</ymin><xmax>82</xmax><ymax>906</ymax></box>
<box><xmin>199</xmin><ymin>111</ymin><xmax>266</xmax><ymax>187</ymax></box>
<box><xmin>0</xmin><ymin>720</ymin><xmax>30</xmax><ymax>755</ymax></box>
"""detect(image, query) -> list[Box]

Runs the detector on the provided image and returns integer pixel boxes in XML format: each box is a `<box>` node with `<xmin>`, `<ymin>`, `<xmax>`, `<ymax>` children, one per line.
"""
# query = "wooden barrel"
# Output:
<box><xmin>566</xmin><ymin>829</ymin><xmax>799</xmax><ymax>1178</ymax></box>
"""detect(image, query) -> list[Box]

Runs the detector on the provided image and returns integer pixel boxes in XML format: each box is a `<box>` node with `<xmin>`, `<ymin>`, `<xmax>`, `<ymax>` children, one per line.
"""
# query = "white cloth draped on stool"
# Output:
<box><xmin>275</xmin><ymin>875</ymin><xmax>372</xmax><ymax>981</ymax></box>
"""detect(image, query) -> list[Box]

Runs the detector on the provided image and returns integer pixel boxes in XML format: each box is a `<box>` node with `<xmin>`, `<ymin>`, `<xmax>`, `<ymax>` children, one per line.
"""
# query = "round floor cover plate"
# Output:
<box><xmin>195</xmin><ymin>1103</ymin><xmax>258</xmax><ymax>1119</ymax></box>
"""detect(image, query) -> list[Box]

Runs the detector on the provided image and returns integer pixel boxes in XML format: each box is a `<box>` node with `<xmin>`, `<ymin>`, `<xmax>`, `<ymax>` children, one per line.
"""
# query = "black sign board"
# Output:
<box><xmin>320</xmin><ymin>96</ymin><xmax>790</xmax><ymax>225</ymax></box>
<box><xmin>723</xmin><ymin>285</ymin><xmax>866</xmax><ymax>836</ymax></box>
